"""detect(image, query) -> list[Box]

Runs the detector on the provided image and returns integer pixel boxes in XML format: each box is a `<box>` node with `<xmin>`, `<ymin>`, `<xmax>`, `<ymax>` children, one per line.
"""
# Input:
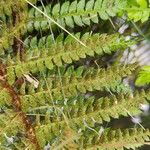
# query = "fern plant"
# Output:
<box><xmin>136</xmin><ymin>66</ymin><xmax>150</xmax><ymax>86</ymax></box>
<box><xmin>0</xmin><ymin>0</ymin><xmax>150</xmax><ymax>150</ymax></box>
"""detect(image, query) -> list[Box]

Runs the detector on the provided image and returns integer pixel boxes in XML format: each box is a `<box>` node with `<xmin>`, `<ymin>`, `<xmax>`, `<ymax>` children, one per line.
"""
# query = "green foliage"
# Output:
<box><xmin>0</xmin><ymin>0</ymin><xmax>26</xmax><ymax>17</ymax></box>
<box><xmin>25</xmin><ymin>0</ymin><xmax>150</xmax><ymax>33</ymax></box>
<box><xmin>136</xmin><ymin>66</ymin><xmax>150</xmax><ymax>86</ymax></box>
<box><xmin>6</xmin><ymin>33</ymin><xmax>134</xmax><ymax>84</ymax></box>
<box><xmin>0</xmin><ymin>110</ymin><xmax>36</xmax><ymax>149</ymax></box>
<box><xmin>30</xmin><ymin>90</ymin><xmax>147</xmax><ymax>127</ymax></box>
<box><xmin>0</xmin><ymin>0</ymin><xmax>150</xmax><ymax>150</ymax></box>
<box><xmin>26</xmin><ymin>0</ymin><xmax>126</xmax><ymax>32</ymax></box>
<box><xmin>126</xmin><ymin>0</ymin><xmax>150</xmax><ymax>22</ymax></box>
<box><xmin>19</xmin><ymin>65</ymin><xmax>135</xmax><ymax>112</ymax></box>
<box><xmin>81</xmin><ymin>128</ymin><xmax>150</xmax><ymax>149</ymax></box>
<box><xmin>36</xmin><ymin>126</ymin><xmax>150</xmax><ymax>149</ymax></box>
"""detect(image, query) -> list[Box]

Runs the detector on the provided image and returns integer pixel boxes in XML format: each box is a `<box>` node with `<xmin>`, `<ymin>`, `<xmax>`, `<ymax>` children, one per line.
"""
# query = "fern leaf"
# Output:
<box><xmin>0</xmin><ymin>0</ymin><xmax>150</xmax><ymax>149</ymax></box>
<box><xmin>126</xmin><ymin>0</ymin><xmax>150</xmax><ymax>22</ymax></box>
<box><xmin>82</xmin><ymin>128</ymin><xmax>150</xmax><ymax>149</ymax></box>
<box><xmin>6</xmin><ymin>33</ymin><xmax>135</xmax><ymax>84</ymax></box>
<box><xmin>136</xmin><ymin>66</ymin><xmax>150</xmax><ymax>86</ymax></box>
<box><xmin>18</xmin><ymin>65</ymin><xmax>136</xmax><ymax>112</ymax></box>
<box><xmin>29</xmin><ymin>90</ymin><xmax>147</xmax><ymax>126</ymax></box>
<box><xmin>26</xmin><ymin>0</ymin><xmax>127</xmax><ymax>32</ymax></box>
<box><xmin>35</xmin><ymin>126</ymin><xmax>150</xmax><ymax>149</ymax></box>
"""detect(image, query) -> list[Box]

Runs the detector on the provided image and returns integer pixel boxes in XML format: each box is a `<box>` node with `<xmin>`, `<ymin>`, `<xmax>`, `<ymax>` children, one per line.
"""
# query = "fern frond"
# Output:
<box><xmin>19</xmin><ymin>65</ymin><xmax>136</xmax><ymax>112</ymax></box>
<box><xmin>26</xmin><ymin>0</ymin><xmax>126</xmax><ymax>32</ymax></box>
<box><xmin>0</xmin><ymin>0</ymin><xmax>149</xmax><ymax>149</ymax></box>
<box><xmin>82</xmin><ymin>128</ymin><xmax>150</xmax><ymax>149</ymax></box>
<box><xmin>35</xmin><ymin>126</ymin><xmax>150</xmax><ymax>149</ymax></box>
<box><xmin>31</xmin><ymin>90</ymin><xmax>147</xmax><ymax>126</ymax></box>
<box><xmin>6</xmin><ymin>33</ymin><xmax>135</xmax><ymax>84</ymax></box>
<box><xmin>126</xmin><ymin>0</ymin><xmax>150</xmax><ymax>22</ymax></box>
<box><xmin>136</xmin><ymin>66</ymin><xmax>150</xmax><ymax>86</ymax></box>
